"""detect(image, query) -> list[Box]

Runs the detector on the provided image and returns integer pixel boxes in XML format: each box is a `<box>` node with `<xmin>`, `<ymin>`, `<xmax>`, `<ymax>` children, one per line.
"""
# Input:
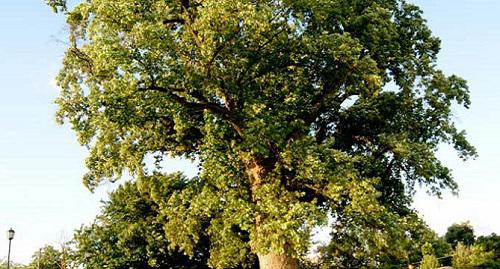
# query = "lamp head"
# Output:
<box><xmin>7</xmin><ymin>228</ymin><xmax>14</xmax><ymax>240</ymax></box>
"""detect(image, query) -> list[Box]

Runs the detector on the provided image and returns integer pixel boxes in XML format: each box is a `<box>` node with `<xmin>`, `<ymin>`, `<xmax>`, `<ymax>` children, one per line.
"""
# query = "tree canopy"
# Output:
<box><xmin>71</xmin><ymin>181</ymin><xmax>251</xmax><ymax>269</ymax></box>
<box><xmin>476</xmin><ymin>234</ymin><xmax>500</xmax><ymax>268</ymax></box>
<box><xmin>318</xmin><ymin>213</ymin><xmax>452</xmax><ymax>268</ymax></box>
<box><xmin>51</xmin><ymin>0</ymin><xmax>475</xmax><ymax>268</ymax></box>
<box><xmin>418</xmin><ymin>243</ymin><xmax>439</xmax><ymax>269</ymax></box>
<box><xmin>27</xmin><ymin>245</ymin><xmax>70</xmax><ymax>269</ymax></box>
<box><xmin>452</xmin><ymin>242</ymin><xmax>493</xmax><ymax>269</ymax></box>
<box><xmin>0</xmin><ymin>263</ymin><xmax>25</xmax><ymax>269</ymax></box>
<box><xmin>445</xmin><ymin>221</ymin><xmax>476</xmax><ymax>248</ymax></box>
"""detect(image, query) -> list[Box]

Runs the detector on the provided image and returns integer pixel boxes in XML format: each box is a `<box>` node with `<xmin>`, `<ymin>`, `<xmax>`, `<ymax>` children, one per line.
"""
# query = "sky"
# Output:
<box><xmin>0</xmin><ymin>0</ymin><xmax>498</xmax><ymax>264</ymax></box>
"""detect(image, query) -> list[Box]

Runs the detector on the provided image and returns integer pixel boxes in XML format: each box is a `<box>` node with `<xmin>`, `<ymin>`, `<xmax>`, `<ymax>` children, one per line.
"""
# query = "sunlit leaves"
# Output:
<box><xmin>53</xmin><ymin>0</ymin><xmax>475</xmax><ymax>267</ymax></box>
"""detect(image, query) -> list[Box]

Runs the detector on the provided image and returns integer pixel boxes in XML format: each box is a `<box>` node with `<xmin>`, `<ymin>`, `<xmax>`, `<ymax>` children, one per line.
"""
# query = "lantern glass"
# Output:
<box><xmin>7</xmin><ymin>228</ymin><xmax>14</xmax><ymax>240</ymax></box>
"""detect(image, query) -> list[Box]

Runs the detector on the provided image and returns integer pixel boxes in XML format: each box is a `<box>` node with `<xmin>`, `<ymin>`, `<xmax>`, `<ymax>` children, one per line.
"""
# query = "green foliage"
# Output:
<box><xmin>46</xmin><ymin>0</ymin><xmax>66</xmax><ymax>13</ymax></box>
<box><xmin>476</xmin><ymin>234</ymin><xmax>500</xmax><ymax>268</ymax></box>
<box><xmin>319</xmin><ymin>213</ymin><xmax>451</xmax><ymax>268</ymax></box>
<box><xmin>445</xmin><ymin>221</ymin><xmax>475</xmax><ymax>249</ymax></box>
<box><xmin>418</xmin><ymin>243</ymin><xmax>440</xmax><ymax>269</ymax></box>
<box><xmin>0</xmin><ymin>262</ymin><xmax>26</xmax><ymax>269</ymax></box>
<box><xmin>27</xmin><ymin>245</ymin><xmax>70</xmax><ymax>269</ymax></box>
<box><xmin>452</xmin><ymin>242</ymin><xmax>493</xmax><ymax>269</ymax></box>
<box><xmin>431</xmin><ymin>237</ymin><xmax>453</xmax><ymax>266</ymax></box>
<box><xmin>52</xmin><ymin>0</ymin><xmax>475</xmax><ymax>267</ymax></box>
<box><xmin>419</xmin><ymin>256</ymin><xmax>439</xmax><ymax>269</ymax></box>
<box><xmin>71</xmin><ymin>181</ymin><xmax>243</xmax><ymax>269</ymax></box>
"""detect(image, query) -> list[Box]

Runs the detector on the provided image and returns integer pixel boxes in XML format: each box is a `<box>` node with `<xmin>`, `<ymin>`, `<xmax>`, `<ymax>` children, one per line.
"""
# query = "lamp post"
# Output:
<box><xmin>7</xmin><ymin>228</ymin><xmax>14</xmax><ymax>269</ymax></box>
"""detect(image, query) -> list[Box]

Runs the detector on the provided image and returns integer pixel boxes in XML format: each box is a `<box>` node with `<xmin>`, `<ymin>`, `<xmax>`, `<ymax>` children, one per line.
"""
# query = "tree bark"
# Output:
<box><xmin>244</xmin><ymin>157</ymin><xmax>299</xmax><ymax>269</ymax></box>
<box><xmin>258</xmin><ymin>253</ymin><xmax>298</xmax><ymax>269</ymax></box>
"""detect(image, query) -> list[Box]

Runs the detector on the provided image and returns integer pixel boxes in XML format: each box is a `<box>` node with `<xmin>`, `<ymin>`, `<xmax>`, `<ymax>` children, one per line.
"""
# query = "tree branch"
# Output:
<box><xmin>69</xmin><ymin>47</ymin><xmax>94</xmax><ymax>75</ymax></box>
<box><xmin>177</xmin><ymin>0</ymin><xmax>202</xmax><ymax>47</ymax></box>
<box><xmin>163</xmin><ymin>18</ymin><xmax>185</xmax><ymax>25</ymax></box>
<box><xmin>138</xmin><ymin>85</ymin><xmax>244</xmax><ymax>138</ymax></box>
<box><xmin>206</xmin><ymin>43</ymin><xmax>225</xmax><ymax>75</ymax></box>
<box><xmin>181</xmin><ymin>0</ymin><xmax>190</xmax><ymax>9</ymax></box>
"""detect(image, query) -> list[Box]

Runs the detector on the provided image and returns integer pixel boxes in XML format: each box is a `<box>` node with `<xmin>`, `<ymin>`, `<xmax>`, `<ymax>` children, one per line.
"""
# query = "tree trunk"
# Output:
<box><xmin>258</xmin><ymin>253</ymin><xmax>299</xmax><ymax>269</ymax></box>
<box><xmin>244</xmin><ymin>157</ymin><xmax>299</xmax><ymax>269</ymax></box>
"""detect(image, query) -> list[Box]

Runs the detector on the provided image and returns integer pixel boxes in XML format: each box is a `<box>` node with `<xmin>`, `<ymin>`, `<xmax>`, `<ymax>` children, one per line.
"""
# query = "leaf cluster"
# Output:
<box><xmin>52</xmin><ymin>0</ymin><xmax>476</xmax><ymax>266</ymax></box>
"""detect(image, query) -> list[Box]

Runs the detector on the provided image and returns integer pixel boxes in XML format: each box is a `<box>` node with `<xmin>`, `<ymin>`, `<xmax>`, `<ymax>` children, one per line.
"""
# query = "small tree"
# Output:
<box><xmin>452</xmin><ymin>242</ymin><xmax>493</xmax><ymax>269</ymax></box>
<box><xmin>0</xmin><ymin>262</ymin><xmax>26</xmax><ymax>269</ymax></box>
<box><xmin>476</xmin><ymin>233</ymin><xmax>500</xmax><ymax>268</ymax></box>
<box><xmin>419</xmin><ymin>243</ymin><xmax>439</xmax><ymax>269</ymax></box>
<box><xmin>27</xmin><ymin>245</ymin><xmax>71</xmax><ymax>269</ymax></box>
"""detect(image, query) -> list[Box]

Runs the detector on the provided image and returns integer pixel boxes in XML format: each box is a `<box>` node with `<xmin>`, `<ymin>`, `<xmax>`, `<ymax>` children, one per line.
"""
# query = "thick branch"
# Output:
<box><xmin>163</xmin><ymin>18</ymin><xmax>185</xmax><ymax>25</ymax></box>
<box><xmin>304</xmin><ymin>83</ymin><xmax>347</xmax><ymax>126</ymax></box>
<box><xmin>206</xmin><ymin>43</ymin><xmax>225</xmax><ymax>76</ymax></box>
<box><xmin>139</xmin><ymin>85</ymin><xmax>244</xmax><ymax>138</ymax></box>
<box><xmin>181</xmin><ymin>0</ymin><xmax>190</xmax><ymax>9</ymax></box>
<box><xmin>69</xmin><ymin>47</ymin><xmax>94</xmax><ymax>75</ymax></box>
<box><xmin>139</xmin><ymin>85</ymin><xmax>223</xmax><ymax>113</ymax></box>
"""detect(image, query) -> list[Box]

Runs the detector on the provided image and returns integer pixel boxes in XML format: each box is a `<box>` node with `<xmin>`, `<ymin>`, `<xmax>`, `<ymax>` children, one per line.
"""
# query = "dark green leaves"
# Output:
<box><xmin>53</xmin><ymin>0</ymin><xmax>475</xmax><ymax>267</ymax></box>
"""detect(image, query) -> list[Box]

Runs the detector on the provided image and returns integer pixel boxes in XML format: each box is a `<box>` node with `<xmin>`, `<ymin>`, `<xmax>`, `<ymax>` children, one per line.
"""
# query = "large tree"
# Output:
<box><xmin>50</xmin><ymin>0</ymin><xmax>476</xmax><ymax>268</ymax></box>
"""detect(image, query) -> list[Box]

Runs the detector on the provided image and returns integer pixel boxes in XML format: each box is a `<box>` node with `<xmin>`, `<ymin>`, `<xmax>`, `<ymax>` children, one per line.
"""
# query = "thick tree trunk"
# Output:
<box><xmin>244</xmin><ymin>157</ymin><xmax>299</xmax><ymax>269</ymax></box>
<box><xmin>257</xmin><ymin>253</ymin><xmax>299</xmax><ymax>269</ymax></box>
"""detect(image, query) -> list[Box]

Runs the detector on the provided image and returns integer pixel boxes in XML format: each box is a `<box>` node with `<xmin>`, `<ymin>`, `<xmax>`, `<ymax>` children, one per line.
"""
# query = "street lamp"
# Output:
<box><xmin>7</xmin><ymin>228</ymin><xmax>14</xmax><ymax>269</ymax></box>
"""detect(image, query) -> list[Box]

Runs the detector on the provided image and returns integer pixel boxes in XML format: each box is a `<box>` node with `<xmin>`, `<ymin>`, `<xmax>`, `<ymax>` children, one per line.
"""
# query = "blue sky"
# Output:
<box><xmin>411</xmin><ymin>0</ymin><xmax>500</xmax><ymax>237</ymax></box>
<box><xmin>0</xmin><ymin>0</ymin><xmax>498</xmax><ymax>264</ymax></box>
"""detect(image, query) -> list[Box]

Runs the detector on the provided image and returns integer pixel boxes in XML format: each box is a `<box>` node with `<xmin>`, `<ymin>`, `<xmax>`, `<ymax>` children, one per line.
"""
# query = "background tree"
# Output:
<box><xmin>50</xmin><ymin>0</ymin><xmax>475</xmax><ymax>268</ymax></box>
<box><xmin>71</xmin><ymin>181</ymin><xmax>247</xmax><ymax>269</ymax></box>
<box><xmin>27</xmin><ymin>245</ymin><xmax>70</xmax><ymax>269</ymax></box>
<box><xmin>318</xmin><ymin>214</ymin><xmax>451</xmax><ymax>268</ymax></box>
<box><xmin>445</xmin><ymin>222</ymin><xmax>475</xmax><ymax>249</ymax></box>
<box><xmin>452</xmin><ymin>242</ymin><xmax>493</xmax><ymax>269</ymax></box>
<box><xmin>0</xmin><ymin>263</ymin><xmax>26</xmax><ymax>269</ymax></box>
<box><xmin>476</xmin><ymin>233</ymin><xmax>500</xmax><ymax>268</ymax></box>
<box><xmin>418</xmin><ymin>242</ymin><xmax>440</xmax><ymax>269</ymax></box>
